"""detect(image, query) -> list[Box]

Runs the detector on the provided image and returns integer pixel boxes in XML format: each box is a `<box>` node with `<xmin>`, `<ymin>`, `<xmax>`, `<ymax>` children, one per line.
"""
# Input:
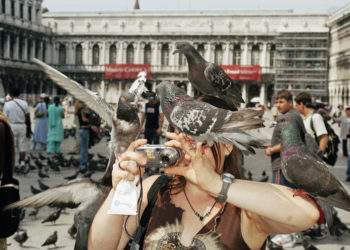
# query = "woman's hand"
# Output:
<box><xmin>164</xmin><ymin>132</ymin><xmax>220</xmax><ymax>192</ymax></box>
<box><xmin>112</xmin><ymin>139</ymin><xmax>148</xmax><ymax>189</ymax></box>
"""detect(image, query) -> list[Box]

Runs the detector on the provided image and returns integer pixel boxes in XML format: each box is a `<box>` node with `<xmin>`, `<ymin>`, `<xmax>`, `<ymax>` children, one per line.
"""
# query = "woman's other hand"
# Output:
<box><xmin>112</xmin><ymin>139</ymin><xmax>148</xmax><ymax>189</ymax></box>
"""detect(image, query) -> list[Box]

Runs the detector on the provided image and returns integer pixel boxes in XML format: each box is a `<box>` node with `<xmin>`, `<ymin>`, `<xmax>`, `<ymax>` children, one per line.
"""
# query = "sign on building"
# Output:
<box><xmin>219</xmin><ymin>65</ymin><xmax>261</xmax><ymax>81</ymax></box>
<box><xmin>104</xmin><ymin>64</ymin><xmax>151</xmax><ymax>79</ymax></box>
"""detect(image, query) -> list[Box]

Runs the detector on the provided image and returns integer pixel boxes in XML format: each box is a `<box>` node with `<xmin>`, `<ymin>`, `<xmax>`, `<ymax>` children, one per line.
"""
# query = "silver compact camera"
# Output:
<box><xmin>136</xmin><ymin>144</ymin><xmax>182</xmax><ymax>168</ymax></box>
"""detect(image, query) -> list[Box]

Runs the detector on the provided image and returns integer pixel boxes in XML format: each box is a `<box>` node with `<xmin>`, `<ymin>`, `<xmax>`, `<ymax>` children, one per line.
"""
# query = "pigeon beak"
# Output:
<box><xmin>172</xmin><ymin>49</ymin><xmax>179</xmax><ymax>55</ymax></box>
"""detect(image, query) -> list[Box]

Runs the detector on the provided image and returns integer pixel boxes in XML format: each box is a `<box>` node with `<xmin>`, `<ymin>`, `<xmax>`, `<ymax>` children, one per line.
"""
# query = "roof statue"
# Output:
<box><xmin>134</xmin><ymin>0</ymin><xmax>140</xmax><ymax>10</ymax></box>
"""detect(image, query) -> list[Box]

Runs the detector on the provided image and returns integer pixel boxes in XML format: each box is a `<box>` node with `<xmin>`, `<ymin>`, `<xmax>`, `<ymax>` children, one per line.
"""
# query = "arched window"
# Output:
<box><xmin>18</xmin><ymin>37</ymin><xmax>23</xmax><ymax>60</ymax></box>
<box><xmin>92</xmin><ymin>44</ymin><xmax>99</xmax><ymax>65</ymax></box>
<box><xmin>42</xmin><ymin>40</ymin><xmax>46</xmax><ymax>62</ymax></box>
<box><xmin>161</xmin><ymin>44</ymin><xmax>169</xmax><ymax>66</ymax></box>
<box><xmin>75</xmin><ymin>44</ymin><xmax>83</xmax><ymax>65</ymax></box>
<box><xmin>270</xmin><ymin>44</ymin><xmax>276</xmax><ymax>66</ymax></box>
<box><xmin>9</xmin><ymin>35</ymin><xmax>14</xmax><ymax>59</ymax></box>
<box><xmin>27</xmin><ymin>39</ymin><xmax>32</xmax><ymax>60</ymax></box>
<box><xmin>233</xmin><ymin>45</ymin><xmax>241</xmax><ymax>65</ymax></box>
<box><xmin>197</xmin><ymin>44</ymin><xmax>205</xmax><ymax>57</ymax></box>
<box><xmin>144</xmin><ymin>44</ymin><xmax>151</xmax><ymax>64</ymax></box>
<box><xmin>58</xmin><ymin>44</ymin><xmax>66</xmax><ymax>65</ymax></box>
<box><xmin>109</xmin><ymin>44</ymin><xmax>116</xmax><ymax>64</ymax></box>
<box><xmin>126</xmin><ymin>44</ymin><xmax>134</xmax><ymax>64</ymax></box>
<box><xmin>214</xmin><ymin>44</ymin><xmax>223</xmax><ymax>65</ymax></box>
<box><xmin>251</xmin><ymin>44</ymin><xmax>260</xmax><ymax>65</ymax></box>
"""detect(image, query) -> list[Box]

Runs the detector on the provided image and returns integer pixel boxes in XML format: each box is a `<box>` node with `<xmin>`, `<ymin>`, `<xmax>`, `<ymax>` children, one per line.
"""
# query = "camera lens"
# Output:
<box><xmin>161</xmin><ymin>155</ymin><xmax>170</xmax><ymax>163</ymax></box>
<box><xmin>159</xmin><ymin>148</ymin><xmax>181</xmax><ymax>167</ymax></box>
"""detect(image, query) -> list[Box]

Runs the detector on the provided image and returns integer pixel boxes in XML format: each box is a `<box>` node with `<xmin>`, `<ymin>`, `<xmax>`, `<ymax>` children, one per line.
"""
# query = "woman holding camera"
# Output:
<box><xmin>89</xmin><ymin>131</ymin><xmax>319</xmax><ymax>249</ymax></box>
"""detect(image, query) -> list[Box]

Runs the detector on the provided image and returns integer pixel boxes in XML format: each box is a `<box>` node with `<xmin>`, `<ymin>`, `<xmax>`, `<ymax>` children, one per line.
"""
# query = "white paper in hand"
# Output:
<box><xmin>108</xmin><ymin>164</ymin><xmax>139</xmax><ymax>215</ymax></box>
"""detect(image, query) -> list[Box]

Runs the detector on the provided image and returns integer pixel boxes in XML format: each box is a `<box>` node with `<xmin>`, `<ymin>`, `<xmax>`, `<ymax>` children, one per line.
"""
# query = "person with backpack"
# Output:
<box><xmin>88</xmin><ymin>96</ymin><xmax>320</xmax><ymax>250</ymax></box>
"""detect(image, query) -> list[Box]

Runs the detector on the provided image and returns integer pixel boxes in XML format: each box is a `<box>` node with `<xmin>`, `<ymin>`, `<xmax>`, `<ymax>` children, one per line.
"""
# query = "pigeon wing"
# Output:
<box><xmin>204</xmin><ymin>63</ymin><xmax>244</xmax><ymax>107</ymax></box>
<box><xmin>5</xmin><ymin>179</ymin><xmax>105</xmax><ymax>210</ymax></box>
<box><xmin>33</xmin><ymin>58</ymin><xmax>114</xmax><ymax>127</ymax></box>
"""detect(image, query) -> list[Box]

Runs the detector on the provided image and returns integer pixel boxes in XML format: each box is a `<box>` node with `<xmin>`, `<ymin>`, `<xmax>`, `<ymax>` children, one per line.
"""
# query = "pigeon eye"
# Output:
<box><xmin>180</xmin><ymin>44</ymin><xmax>185</xmax><ymax>49</ymax></box>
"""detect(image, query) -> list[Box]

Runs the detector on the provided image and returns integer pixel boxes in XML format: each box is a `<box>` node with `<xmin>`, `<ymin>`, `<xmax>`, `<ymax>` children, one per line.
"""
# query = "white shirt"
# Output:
<box><xmin>3</xmin><ymin>99</ymin><xmax>29</xmax><ymax>123</ymax></box>
<box><xmin>303</xmin><ymin>112</ymin><xmax>328</xmax><ymax>140</ymax></box>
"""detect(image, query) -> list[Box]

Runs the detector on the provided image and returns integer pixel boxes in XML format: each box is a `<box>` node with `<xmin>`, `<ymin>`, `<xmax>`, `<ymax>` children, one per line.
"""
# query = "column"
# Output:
<box><xmin>261</xmin><ymin>42</ymin><xmax>267</xmax><ymax>67</ymax></box>
<box><xmin>5</xmin><ymin>0</ymin><xmax>10</xmax><ymax>15</ymax></box>
<box><xmin>31</xmin><ymin>0</ymin><xmax>35</xmax><ymax>23</ymax></box>
<box><xmin>118</xmin><ymin>81</ymin><xmax>122</xmax><ymax>97</ymax></box>
<box><xmin>100</xmin><ymin>42</ymin><xmax>106</xmax><ymax>65</ymax></box>
<box><xmin>247</xmin><ymin>44</ymin><xmax>252</xmax><ymax>65</ymax></box>
<box><xmin>67</xmin><ymin>42</ymin><xmax>74</xmax><ymax>64</ymax></box>
<box><xmin>241</xmin><ymin>83</ymin><xmax>248</xmax><ymax>107</ymax></box>
<box><xmin>100</xmin><ymin>80</ymin><xmax>105</xmax><ymax>99</ymax></box>
<box><xmin>152</xmin><ymin>81</ymin><xmax>157</xmax><ymax>92</ymax></box>
<box><xmin>134</xmin><ymin>42</ymin><xmax>141</xmax><ymax>64</ymax></box>
<box><xmin>139</xmin><ymin>43</ymin><xmax>145</xmax><ymax>64</ymax></box>
<box><xmin>242</xmin><ymin>42</ymin><xmax>248</xmax><ymax>65</ymax></box>
<box><xmin>186</xmin><ymin>82</ymin><xmax>193</xmax><ymax>96</ymax></box>
<box><xmin>204</xmin><ymin>43</ymin><xmax>210</xmax><ymax>62</ymax></box>
<box><xmin>151</xmin><ymin>42</ymin><xmax>160</xmax><ymax>68</ymax></box>
<box><xmin>37</xmin><ymin>40</ymin><xmax>43</xmax><ymax>60</ymax></box>
<box><xmin>23</xmin><ymin>38</ymin><xmax>28</xmax><ymax>61</ymax></box>
<box><xmin>4</xmin><ymin>34</ymin><xmax>10</xmax><ymax>58</ymax></box>
<box><xmin>30</xmin><ymin>40</ymin><xmax>35</xmax><ymax>60</ymax></box>
<box><xmin>14</xmin><ymin>36</ymin><xmax>19</xmax><ymax>60</ymax></box>
<box><xmin>223</xmin><ymin>42</ymin><xmax>230</xmax><ymax>65</ymax></box>
<box><xmin>259</xmin><ymin>82</ymin><xmax>266</xmax><ymax>105</ymax></box>
<box><xmin>169</xmin><ymin>42</ymin><xmax>176</xmax><ymax>70</ymax></box>
<box><xmin>266</xmin><ymin>43</ymin><xmax>271</xmax><ymax>68</ymax></box>
<box><xmin>82</xmin><ymin>42</ymin><xmax>88</xmax><ymax>65</ymax></box>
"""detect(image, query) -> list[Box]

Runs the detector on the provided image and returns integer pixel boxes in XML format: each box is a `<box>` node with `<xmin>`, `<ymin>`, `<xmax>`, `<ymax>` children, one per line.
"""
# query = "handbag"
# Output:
<box><xmin>13</xmin><ymin>100</ymin><xmax>32</xmax><ymax>138</ymax></box>
<box><xmin>35</xmin><ymin>103</ymin><xmax>44</xmax><ymax>118</ymax></box>
<box><xmin>0</xmin><ymin>120</ymin><xmax>20</xmax><ymax>238</ymax></box>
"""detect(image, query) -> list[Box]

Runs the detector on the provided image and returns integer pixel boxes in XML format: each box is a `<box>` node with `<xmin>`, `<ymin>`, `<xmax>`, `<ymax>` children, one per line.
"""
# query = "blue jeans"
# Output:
<box><xmin>79</xmin><ymin>128</ymin><xmax>90</xmax><ymax>169</ymax></box>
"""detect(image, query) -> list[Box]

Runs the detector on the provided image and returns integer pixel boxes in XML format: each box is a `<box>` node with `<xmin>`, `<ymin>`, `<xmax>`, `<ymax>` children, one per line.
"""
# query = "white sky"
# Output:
<box><xmin>43</xmin><ymin>0</ymin><xmax>350</xmax><ymax>14</ymax></box>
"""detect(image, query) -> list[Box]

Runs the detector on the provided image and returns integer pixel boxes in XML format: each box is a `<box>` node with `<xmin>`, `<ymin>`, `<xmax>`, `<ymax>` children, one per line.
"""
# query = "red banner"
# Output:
<box><xmin>104</xmin><ymin>64</ymin><xmax>151</xmax><ymax>79</ymax></box>
<box><xmin>219</xmin><ymin>65</ymin><xmax>261</xmax><ymax>81</ymax></box>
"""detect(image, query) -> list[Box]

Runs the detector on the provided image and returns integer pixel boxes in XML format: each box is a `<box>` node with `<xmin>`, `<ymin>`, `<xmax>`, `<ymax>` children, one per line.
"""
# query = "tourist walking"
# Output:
<box><xmin>31</xmin><ymin>93</ymin><xmax>49</xmax><ymax>150</ymax></box>
<box><xmin>47</xmin><ymin>97</ymin><xmax>65</xmax><ymax>154</ymax></box>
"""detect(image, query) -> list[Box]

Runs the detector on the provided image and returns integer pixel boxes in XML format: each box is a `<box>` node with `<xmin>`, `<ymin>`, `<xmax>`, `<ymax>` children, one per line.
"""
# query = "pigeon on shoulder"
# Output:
<box><xmin>156</xmin><ymin>81</ymin><xmax>264</xmax><ymax>154</ymax></box>
<box><xmin>280</xmin><ymin>120</ymin><xmax>350</xmax><ymax>212</ymax></box>
<box><xmin>173</xmin><ymin>41</ymin><xmax>244</xmax><ymax>110</ymax></box>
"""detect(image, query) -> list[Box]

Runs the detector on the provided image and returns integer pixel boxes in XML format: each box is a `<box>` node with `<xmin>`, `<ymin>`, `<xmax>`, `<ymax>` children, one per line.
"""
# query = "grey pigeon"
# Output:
<box><xmin>68</xmin><ymin>224</ymin><xmax>77</xmax><ymax>239</ymax></box>
<box><xmin>42</xmin><ymin>208</ymin><xmax>62</xmax><ymax>224</ymax></box>
<box><xmin>13</xmin><ymin>231</ymin><xmax>28</xmax><ymax>247</ymax></box>
<box><xmin>38</xmin><ymin>179</ymin><xmax>50</xmax><ymax>191</ymax></box>
<box><xmin>302</xmin><ymin>236</ymin><xmax>319</xmax><ymax>250</ymax></box>
<box><xmin>280</xmin><ymin>120</ymin><xmax>350</xmax><ymax>212</ymax></box>
<box><xmin>173</xmin><ymin>41</ymin><xmax>244</xmax><ymax>110</ymax></box>
<box><xmin>42</xmin><ymin>231</ymin><xmax>58</xmax><ymax>247</ymax></box>
<box><xmin>156</xmin><ymin>81</ymin><xmax>264</xmax><ymax>154</ymax></box>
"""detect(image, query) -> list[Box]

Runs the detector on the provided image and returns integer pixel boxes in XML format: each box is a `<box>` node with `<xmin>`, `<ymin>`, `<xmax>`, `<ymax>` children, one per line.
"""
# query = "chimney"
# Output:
<box><xmin>134</xmin><ymin>0</ymin><xmax>140</xmax><ymax>10</ymax></box>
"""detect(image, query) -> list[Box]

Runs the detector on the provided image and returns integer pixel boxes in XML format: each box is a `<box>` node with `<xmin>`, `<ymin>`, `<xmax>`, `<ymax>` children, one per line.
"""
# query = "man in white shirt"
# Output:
<box><xmin>3</xmin><ymin>87</ymin><xmax>29</xmax><ymax>168</ymax></box>
<box><xmin>295</xmin><ymin>92</ymin><xmax>328</xmax><ymax>154</ymax></box>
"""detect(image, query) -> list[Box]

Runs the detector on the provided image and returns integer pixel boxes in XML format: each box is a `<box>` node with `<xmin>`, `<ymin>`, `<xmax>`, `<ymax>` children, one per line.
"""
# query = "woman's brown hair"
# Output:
<box><xmin>161</xmin><ymin>95</ymin><xmax>245</xmax><ymax>198</ymax></box>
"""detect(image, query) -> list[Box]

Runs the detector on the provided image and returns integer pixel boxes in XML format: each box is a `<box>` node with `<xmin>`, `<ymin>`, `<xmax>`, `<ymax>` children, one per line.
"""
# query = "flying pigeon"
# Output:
<box><xmin>42</xmin><ymin>208</ymin><xmax>62</xmax><ymax>224</ymax></box>
<box><xmin>156</xmin><ymin>81</ymin><xmax>264</xmax><ymax>154</ymax></box>
<box><xmin>13</xmin><ymin>231</ymin><xmax>28</xmax><ymax>247</ymax></box>
<box><xmin>280</xmin><ymin>120</ymin><xmax>350</xmax><ymax>212</ymax></box>
<box><xmin>173</xmin><ymin>41</ymin><xmax>244</xmax><ymax>110</ymax></box>
<box><xmin>42</xmin><ymin>231</ymin><xmax>58</xmax><ymax>247</ymax></box>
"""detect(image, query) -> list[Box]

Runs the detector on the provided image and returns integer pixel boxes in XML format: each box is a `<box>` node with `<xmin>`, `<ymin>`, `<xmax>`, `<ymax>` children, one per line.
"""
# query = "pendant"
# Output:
<box><xmin>199</xmin><ymin>216</ymin><xmax>203</xmax><ymax>221</ymax></box>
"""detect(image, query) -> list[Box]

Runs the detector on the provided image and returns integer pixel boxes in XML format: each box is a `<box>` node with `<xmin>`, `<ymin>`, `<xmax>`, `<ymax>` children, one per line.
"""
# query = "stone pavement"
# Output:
<box><xmin>5</xmin><ymin>109</ymin><xmax>350</xmax><ymax>249</ymax></box>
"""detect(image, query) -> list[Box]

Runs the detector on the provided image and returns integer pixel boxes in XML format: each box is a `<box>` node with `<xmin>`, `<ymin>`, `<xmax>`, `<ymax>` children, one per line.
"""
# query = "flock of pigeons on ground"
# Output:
<box><xmin>4</xmin><ymin>42</ymin><xmax>350</xmax><ymax>250</ymax></box>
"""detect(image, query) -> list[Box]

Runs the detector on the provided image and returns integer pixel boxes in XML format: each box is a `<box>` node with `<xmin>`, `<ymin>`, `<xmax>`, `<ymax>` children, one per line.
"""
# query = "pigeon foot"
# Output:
<box><xmin>289</xmin><ymin>188</ymin><xmax>308</xmax><ymax>198</ymax></box>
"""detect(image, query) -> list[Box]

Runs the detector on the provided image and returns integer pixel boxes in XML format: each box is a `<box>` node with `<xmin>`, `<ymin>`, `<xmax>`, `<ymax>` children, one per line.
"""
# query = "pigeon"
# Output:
<box><xmin>64</xmin><ymin>171</ymin><xmax>80</xmax><ymax>181</ymax></box>
<box><xmin>13</xmin><ymin>231</ymin><xmax>28</xmax><ymax>247</ymax></box>
<box><xmin>42</xmin><ymin>208</ymin><xmax>62</xmax><ymax>224</ymax></box>
<box><xmin>280</xmin><ymin>120</ymin><xmax>350</xmax><ymax>211</ymax></box>
<box><xmin>42</xmin><ymin>231</ymin><xmax>58</xmax><ymax>247</ymax></box>
<box><xmin>173</xmin><ymin>41</ymin><xmax>244</xmax><ymax>110</ymax></box>
<box><xmin>155</xmin><ymin>81</ymin><xmax>264</xmax><ymax>154</ymax></box>
<box><xmin>247</xmin><ymin>171</ymin><xmax>253</xmax><ymax>180</ymax></box>
<box><xmin>30</xmin><ymin>185</ymin><xmax>41</xmax><ymax>195</ymax></box>
<box><xmin>68</xmin><ymin>224</ymin><xmax>77</xmax><ymax>239</ymax></box>
<box><xmin>39</xmin><ymin>152</ymin><xmax>47</xmax><ymax>160</ymax></box>
<box><xmin>259</xmin><ymin>171</ymin><xmax>269</xmax><ymax>182</ymax></box>
<box><xmin>29</xmin><ymin>208</ymin><xmax>39</xmax><ymax>219</ymax></box>
<box><xmin>19</xmin><ymin>208</ymin><xmax>26</xmax><ymax>222</ymax></box>
<box><xmin>302</xmin><ymin>236</ymin><xmax>319</xmax><ymax>250</ymax></box>
<box><xmin>38</xmin><ymin>169</ymin><xmax>50</xmax><ymax>178</ymax></box>
<box><xmin>38</xmin><ymin>179</ymin><xmax>50</xmax><ymax>191</ymax></box>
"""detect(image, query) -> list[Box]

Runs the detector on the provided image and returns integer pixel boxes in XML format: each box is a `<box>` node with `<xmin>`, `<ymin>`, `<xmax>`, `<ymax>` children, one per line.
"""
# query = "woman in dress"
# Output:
<box><xmin>47</xmin><ymin>96</ymin><xmax>65</xmax><ymax>154</ymax></box>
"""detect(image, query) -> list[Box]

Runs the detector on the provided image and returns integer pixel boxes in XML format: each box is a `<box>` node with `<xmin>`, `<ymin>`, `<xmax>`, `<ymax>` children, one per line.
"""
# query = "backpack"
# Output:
<box><xmin>310</xmin><ymin>113</ymin><xmax>340</xmax><ymax>166</ymax></box>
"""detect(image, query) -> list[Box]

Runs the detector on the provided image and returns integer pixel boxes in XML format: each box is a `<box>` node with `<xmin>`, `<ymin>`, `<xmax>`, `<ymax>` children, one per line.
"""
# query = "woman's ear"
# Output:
<box><xmin>223</xmin><ymin>144</ymin><xmax>234</xmax><ymax>156</ymax></box>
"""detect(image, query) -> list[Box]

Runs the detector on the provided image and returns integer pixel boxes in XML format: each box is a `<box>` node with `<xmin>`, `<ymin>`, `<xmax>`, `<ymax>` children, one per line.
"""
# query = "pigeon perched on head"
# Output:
<box><xmin>156</xmin><ymin>81</ymin><xmax>264</xmax><ymax>154</ymax></box>
<box><xmin>280</xmin><ymin>120</ymin><xmax>350</xmax><ymax>211</ymax></box>
<box><xmin>13</xmin><ymin>231</ymin><xmax>28</xmax><ymax>247</ymax></box>
<box><xmin>173</xmin><ymin>41</ymin><xmax>244</xmax><ymax>110</ymax></box>
<box><xmin>42</xmin><ymin>231</ymin><xmax>58</xmax><ymax>247</ymax></box>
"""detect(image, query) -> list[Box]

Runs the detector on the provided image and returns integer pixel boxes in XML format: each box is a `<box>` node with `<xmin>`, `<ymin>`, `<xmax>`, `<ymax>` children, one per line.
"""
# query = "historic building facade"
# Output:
<box><xmin>328</xmin><ymin>3</ymin><xmax>350</xmax><ymax>108</ymax></box>
<box><xmin>41</xmin><ymin>10</ymin><xmax>328</xmax><ymax>105</ymax></box>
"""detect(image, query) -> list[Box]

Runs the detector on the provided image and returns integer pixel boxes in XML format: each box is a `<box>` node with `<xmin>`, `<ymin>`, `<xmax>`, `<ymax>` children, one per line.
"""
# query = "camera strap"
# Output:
<box><xmin>127</xmin><ymin>175</ymin><xmax>171</xmax><ymax>249</ymax></box>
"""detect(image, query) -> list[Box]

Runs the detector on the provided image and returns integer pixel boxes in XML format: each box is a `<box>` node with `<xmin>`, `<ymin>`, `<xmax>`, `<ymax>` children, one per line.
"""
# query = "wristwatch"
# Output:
<box><xmin>217</xmin><ymin>173</ymin><xmax>235</xmax><ymax>203</ymax></box>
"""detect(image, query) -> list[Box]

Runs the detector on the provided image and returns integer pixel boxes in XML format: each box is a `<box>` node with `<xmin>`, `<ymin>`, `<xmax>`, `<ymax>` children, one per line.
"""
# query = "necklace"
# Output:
<box><xmin>183</xmin><ymin>189</ymin><xmax>217</xmax><ymax>221</ymax></box>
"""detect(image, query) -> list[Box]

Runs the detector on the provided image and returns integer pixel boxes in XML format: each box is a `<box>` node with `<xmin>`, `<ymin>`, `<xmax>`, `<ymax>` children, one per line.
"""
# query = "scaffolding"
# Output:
<box><xmin>274</xmin><ymin>33</ymin><xmax>329</xmax><ymax>101</ymax></box>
